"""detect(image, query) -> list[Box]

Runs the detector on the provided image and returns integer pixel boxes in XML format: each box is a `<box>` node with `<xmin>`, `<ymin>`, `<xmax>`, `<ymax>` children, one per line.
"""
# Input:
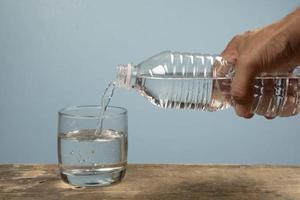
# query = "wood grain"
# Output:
<box><xmin>1</xmin><ymin>164</ymin><xmax>300</xmax><ymax>200</ymax></box>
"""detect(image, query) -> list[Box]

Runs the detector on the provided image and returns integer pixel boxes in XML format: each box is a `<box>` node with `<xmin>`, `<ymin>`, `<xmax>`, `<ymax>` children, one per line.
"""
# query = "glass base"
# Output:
<box><xmin>60</xmin><ymin>167</ymin><xmax>126</xmax><ymax>187</ymax></box>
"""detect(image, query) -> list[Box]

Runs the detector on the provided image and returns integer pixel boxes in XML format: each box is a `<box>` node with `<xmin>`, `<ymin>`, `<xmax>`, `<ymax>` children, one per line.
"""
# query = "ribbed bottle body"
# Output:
<box><xmin>133</xmin><ymin>51</ymin><xmax>300</xmax><ymax>116</ymax></box>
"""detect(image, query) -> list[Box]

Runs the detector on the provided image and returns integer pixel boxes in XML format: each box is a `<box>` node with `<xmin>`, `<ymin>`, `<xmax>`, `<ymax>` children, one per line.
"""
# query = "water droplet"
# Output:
<box><xmin>91</xmin><ymin>150</ymin><xmax>95</xmax><ymax>154</ymax></box>
<box><xmin>70</xmin><ymin>150</ymin><xmax>74</xmax><ymax>155</ymax></box>
<box><xmin>93</xmin><ymin>163</ymin><xmax>97</xmax><ymax>166</ymax></box>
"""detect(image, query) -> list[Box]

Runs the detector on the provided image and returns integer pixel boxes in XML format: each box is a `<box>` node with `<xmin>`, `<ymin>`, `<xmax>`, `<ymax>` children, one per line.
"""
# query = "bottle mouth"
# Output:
<box><xmin>115</xmin><ymin>63</ymin><xmax>133</xmax><ymax>89</ymax></box>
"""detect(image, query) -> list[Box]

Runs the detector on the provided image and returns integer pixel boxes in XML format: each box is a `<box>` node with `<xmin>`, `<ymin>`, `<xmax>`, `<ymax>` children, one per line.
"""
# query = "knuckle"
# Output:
<box><xmin>225</xmin><ymin>34</ymin><xmax>242</xmax><ymax>49</ymax></box>
<box><xmin>234</xmin><ymin>104</ymin><xmax>253</xmax><ymax>118</ymax></box>
<box><xmin>230</xmin><ymin>35</ymin><xmax>241</xmax><ymax>44</ymax></box>
<box><xmin>231</xmin><ymin>32</ymin><xmax>248</xmax><ymax>42</ymax></box>
<box><xmin>244</xmin><ymin>29</ymin><xmax>257</xmax><ymax>36</ymax></box>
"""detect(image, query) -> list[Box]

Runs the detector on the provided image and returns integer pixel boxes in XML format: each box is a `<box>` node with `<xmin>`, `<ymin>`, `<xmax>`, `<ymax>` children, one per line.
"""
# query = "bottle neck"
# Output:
<box><xmin>115</xmin><ymin>63</ymin><xmax>137</xmax><ymax>89</ymax></box>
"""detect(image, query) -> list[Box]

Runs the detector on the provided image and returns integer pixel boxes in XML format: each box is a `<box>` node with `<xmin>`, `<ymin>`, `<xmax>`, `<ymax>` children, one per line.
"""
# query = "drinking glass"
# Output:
<box><xmin>57</xmin><ymin>105</ymin><xmax>128</xmax><ymax>187</ymax></box>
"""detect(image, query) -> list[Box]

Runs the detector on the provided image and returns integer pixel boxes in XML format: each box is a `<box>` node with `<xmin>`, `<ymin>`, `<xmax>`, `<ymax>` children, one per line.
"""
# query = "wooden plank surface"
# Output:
<box><xmin>1</xmin><ymin>164</ymin><xmax>300</xmax><ymax>200</ymax></box>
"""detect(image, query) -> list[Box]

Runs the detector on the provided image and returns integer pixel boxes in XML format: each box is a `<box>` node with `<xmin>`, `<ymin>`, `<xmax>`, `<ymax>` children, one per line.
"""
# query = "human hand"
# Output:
<box><xmin>220</xmin><ymin>8</ymin><xmax>300</xmax><ymax>118</ymax></box>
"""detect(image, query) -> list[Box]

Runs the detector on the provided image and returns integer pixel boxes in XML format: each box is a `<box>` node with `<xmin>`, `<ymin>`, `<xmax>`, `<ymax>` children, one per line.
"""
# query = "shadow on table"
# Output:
<box><xmin>133</xmin><ymin>178</ymin><xmax>288</xmax><ymax>200</ymax></box>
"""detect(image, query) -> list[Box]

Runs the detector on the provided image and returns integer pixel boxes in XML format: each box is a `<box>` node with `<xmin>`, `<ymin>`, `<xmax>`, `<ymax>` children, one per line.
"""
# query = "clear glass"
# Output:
<box><xmin>57</xmin><ymin>105</ymin><xmax>128</xmax><ymax>187</ymax></box>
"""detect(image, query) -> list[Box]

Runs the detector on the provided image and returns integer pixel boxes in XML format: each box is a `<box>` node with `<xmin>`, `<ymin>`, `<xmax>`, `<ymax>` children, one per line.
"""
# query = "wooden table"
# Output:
<box><xmin>1</xmin><ymin>164</ymin><xmax>300</xmax><ymax>200</ymax></box>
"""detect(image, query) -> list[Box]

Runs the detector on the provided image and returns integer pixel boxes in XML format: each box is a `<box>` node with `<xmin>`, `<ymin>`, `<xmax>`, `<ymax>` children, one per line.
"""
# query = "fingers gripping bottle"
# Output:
<box><xmin>116</xmin><ymin>51</ymin><xmax>300</xmax><ymax>117</ymax></box>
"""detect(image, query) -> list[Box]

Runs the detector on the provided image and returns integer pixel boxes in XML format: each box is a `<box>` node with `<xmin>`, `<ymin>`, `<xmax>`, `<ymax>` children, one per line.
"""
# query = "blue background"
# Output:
<box><xmin>0</xmin><ymin>0</ymin><xmax>299</xmax><ymax>164</ymax></box>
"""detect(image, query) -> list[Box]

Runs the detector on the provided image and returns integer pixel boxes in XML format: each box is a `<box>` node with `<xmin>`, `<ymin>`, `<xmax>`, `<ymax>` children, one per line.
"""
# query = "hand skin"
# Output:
<box><xmin>221</xmin><ymin>8</ymin><xmax>300</xmax><ymax>119</ymax></box>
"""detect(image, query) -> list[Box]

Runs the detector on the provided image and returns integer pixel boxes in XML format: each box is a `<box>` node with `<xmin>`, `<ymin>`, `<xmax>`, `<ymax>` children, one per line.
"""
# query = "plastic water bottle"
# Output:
<box><xmin>116</xmin><ymin>51</ymin><xmax>300</xmax><ymax>117</ymax></box>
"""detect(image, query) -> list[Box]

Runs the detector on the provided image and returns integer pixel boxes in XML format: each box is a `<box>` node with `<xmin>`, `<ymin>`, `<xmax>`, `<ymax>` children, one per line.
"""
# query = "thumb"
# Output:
<box><xmin>231</xmin><ymin>58</ymin><xmax>258</xmax><ymax>118</ymax></box>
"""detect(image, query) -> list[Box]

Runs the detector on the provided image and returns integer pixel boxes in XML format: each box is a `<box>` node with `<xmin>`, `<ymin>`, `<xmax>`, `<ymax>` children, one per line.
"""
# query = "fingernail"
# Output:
<box><xmin>265</xmin><ymin>116</ymin><xmax>275</xmax><ymax>120</ymax></box>
<box><xmin>235</xmin><ymin>104</ymin><xmax>253</xmax><ymax>118</ymax></box>
<box><xmin>244</xmin><ymin>113</ymin><xmax>254</xmax><ymax>119</ymax></box>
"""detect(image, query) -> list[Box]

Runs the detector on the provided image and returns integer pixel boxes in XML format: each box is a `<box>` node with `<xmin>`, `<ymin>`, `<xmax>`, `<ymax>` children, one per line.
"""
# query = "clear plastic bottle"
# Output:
<box><xmin>116</xmin><ymin>51</ymin><xmax>300</xmax><ymax>117</ymax></box>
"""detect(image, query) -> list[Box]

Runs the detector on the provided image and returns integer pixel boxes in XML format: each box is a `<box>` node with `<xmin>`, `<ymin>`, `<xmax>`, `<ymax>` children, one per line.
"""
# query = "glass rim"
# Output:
<box><xmin>58</xmin><ymin>105</ymin><xmax>127</xmax><ymax>119</ymax></box>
